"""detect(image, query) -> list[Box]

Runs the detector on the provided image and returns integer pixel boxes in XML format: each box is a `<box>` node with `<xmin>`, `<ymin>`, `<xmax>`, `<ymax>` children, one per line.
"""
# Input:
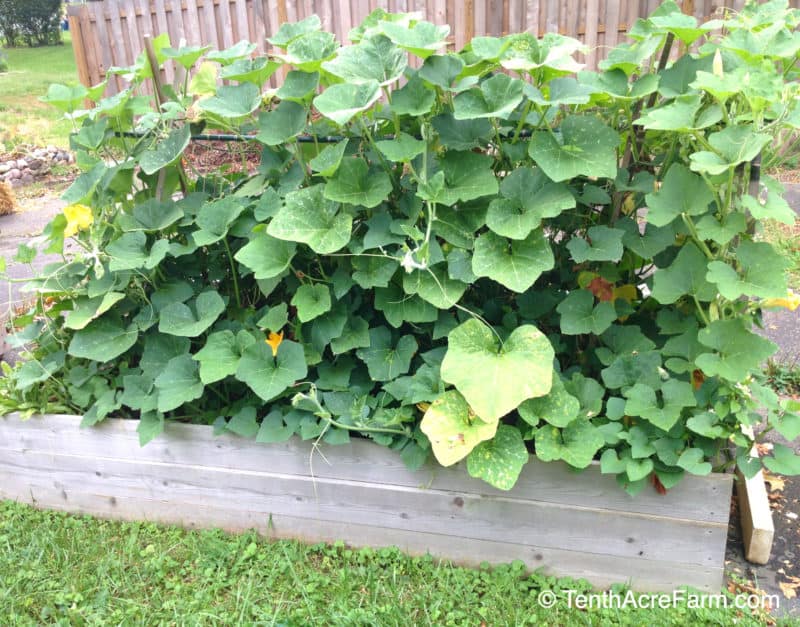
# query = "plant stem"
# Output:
<box><xmin>359</xmin><ymin>116</ymin><xmax>394</xmax><ymax>178</ymax></box>
<box><xmin>222</xmin><ymin>238</ymin><xmax>242</xmax><ymax>309</ymax></box>
<box><xmin>512</xmin><ymin>101</ymin><xmax>533</xmax><ymax>144</ymax></box>
<box><xmin>681</xmin><ymin>213</ymin><xmax>715</xmax><ymax>260</ymax></box>
<box><xmin>692</xmin><ymin>295</ymin><xmax>711</xmax><ymax>326</ymax></box>
<box><xmin>323</xmin><ymin>415</ymin><xmax>409</xmax><ymax>437</ymax></box>
<box><xmin>293</xmin><ymin>139</ymin><xmax>308</xmax><ymax>180</ymax></box>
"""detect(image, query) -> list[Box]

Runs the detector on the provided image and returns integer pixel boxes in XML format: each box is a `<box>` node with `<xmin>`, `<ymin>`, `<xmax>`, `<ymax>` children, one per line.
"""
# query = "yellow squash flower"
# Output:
<box><xmin>762</xmin><ymin>290</ymin><xmax>800</xmax><ymax>311</ymax></box>
<box><xmin>63</xmin><ymin>203</ymin><xmax>94</xmax><ymax>237</ymax></box>
<box><xmin>265</xmin><ymin>330</ymin><xmax>284</xmax><ymax>357</ymax></box>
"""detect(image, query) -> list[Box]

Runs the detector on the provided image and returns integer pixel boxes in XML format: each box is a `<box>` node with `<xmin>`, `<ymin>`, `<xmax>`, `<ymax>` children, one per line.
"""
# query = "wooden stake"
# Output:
<box><xmin>143</xmin><ymin>35</ymin><xmax>167</xmax><ymax>108</ymax></box>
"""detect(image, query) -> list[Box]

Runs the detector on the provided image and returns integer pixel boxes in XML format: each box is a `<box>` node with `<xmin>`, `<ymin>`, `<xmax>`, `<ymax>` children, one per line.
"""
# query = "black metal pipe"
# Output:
<box><xmin>113</xmin><ymin>128</ymin><xmax>534</xmax><ymax>144</ymax></box>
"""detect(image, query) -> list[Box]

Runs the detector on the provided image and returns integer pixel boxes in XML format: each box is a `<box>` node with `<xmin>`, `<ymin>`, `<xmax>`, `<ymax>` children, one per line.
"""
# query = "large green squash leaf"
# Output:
<box><xmin>518</xmin><ymin>376</ymin><xmax>580</xmax><ymax>428</ymax></box>
<box><xmin>402</xmin><ymin>265</ymin><xmax>467</xmax><ymax>309</ymax></box>
<box><xmin>375</xmin><ymin>132</ymin><xmax>426</xmax><ymax>162</ymax></box>
<box><xmin>124</xmin><ymin>199</ymin><xmax>184</xmax><ymax>233</ymax></box>
<box><xmin>276</xmin><ymin>70</ymin><xmax>320</xmax><ymax>101</ymax></box>
<box><xmin>235</xmin><ymin>232</ymin><xmax>296</xmax><ymax>279</ymax></box>
<box><xmin>198</xmin><ymin>84</ymin><xmax>262</xmax><ymax>119</ymax></box>
<box><xmin>651</xmin><ymin>243</ymin><xmax>716</xmax><ymax>304</ymax></box>
<box><xmin>65</xmin><ymin>292</ymin><xmax>126</xmax><ymax>331</ymax></box>
<box><xmin>313</xmin><ymin>81</ymin><xmax>381</xmax><ymax>125</ymax></box>
<box><xmin>379</xmin><ymin>20</ymin><xmax>450</xmax><ymax>58</ymax></box>
<box><xmin>392</xmin><ymin>75</ymin><xmax>436</xmax><ymax>115</ymax></box>
<box><xmin>696</xmin><ymin>319</ymin><xmax>776</xmax><ymax>382</ymax></box>
<box><xmin>236</xmin><ymin>339</ymin><xmax>308</xmax><ymax>401</ymax></box>
<box><xmin>472</xmin><ymin>230</ymin><xmax>554</xmax><ymax>293</ymax></box>
<box><xmin>256</xmin><ymin>101</ymin><xmax>307</xmax><ymax>146</ymax></box>
<box><xmin>276</xmin><ymin>31</ymin><xmax>337</xmax><ymax>72</ymax></box>
<box><xmin>435</xmin><ymin>151</ymin><xmax>499</xmax><ymax>206</ymax></box>
<box><xmin>158</xmin><ymin>291</ymin><xmax>226</xmax><ymax>338</ymax></box>
<box><xmin>486</xmin><ymin>167</ymin><xmax>574</xmax><ymax>239</ymax></box>
<box><xmin>139</xmin><ymin>125</ymin><xmax>191</xmax><ymax>175</ymax></box>
<box><xmin>453</xmin><ymin>73</ymin><xmax>524</xmax><ymax>120</ymax></box>
<box><xmin>645</xmin><ymin>164</ymin><xmax>714</xmax><ymax>227</ymax></box>
<box><xmin>566</xmin><ymin>226</ymin><xmax>625</xmax><ymax>263</ymax></box>
<box><xmin>528</xmin><ymin>116</ymin><xmax>620</xmax><ymax>182</ymax></box>
<box><xmin>764</xmin><ymin>444</ymin><xmax>800</xmax><ymax>476</ymax></box>
<box><xmin>623</xmin><ymin>381</ymin><xmax>697</xmax><ymax>431</ymax></box>
<box><xmin>356</xmin><ymin>327</ymin><xmax>418</xmax><ymax>381</ymax></box>
<box><xmin>268</xmin><ymin>185</ymin><xmax>352</xmax><ymax>254</ymax></box>
<box><xmin>689</xmin><ymin>125</ymin><xmax>771</xmax><ymax>176</ymax></box>
<box><xmin>534</xmin><ymin>420</ymin><xmax>604</xmax><ymax>468</ymax></box>
<box><xmin>309</xmin><ymin>139</ymin><xmax>349</xmax><ymax>176</ymax></box>
<box><xmin>162</xmin><ymin>44</ymin><xmax>211</xmax><ymax>69</ymax></box>
<box><xmin>68</xmin><ymin>317</ymin><xmax>139</xmax><ymax>362</ymax></box>
<box><xmin>154</xmin><ymin>354</ymin><xmax>204</xmax><ymax>412</ymax></box>
<box><xmin>324</xmin><ymin>159</ymin><xmax>393</xmax><ymax>208</ymax></box>
<box><xmin>219</xmin><ymin>57</ymin><xmax>280</xmax><ymax>85</ymax></box>
<box><xmin>441</xmin><ymin>319</ymin><xmax>555</xmax><ymax>422</ymax></box>
<box><xmin>206</xmin><ymin>40</ymin><xmax>257</xmax><ymax>65</ymax></box>
<box><xmin>291</xmin><ymin>284</ymin><xmax>332</xmax><ymax>322</ymax></box>
<box><xmin>467</xmin><ymin>425</ymin><xmax>529</xmax><ymax>490</ymax></box>
<box><xmin>192</xmin><ymin>197</ymin><xmax>247</xmax><ymax>246</ymax></box>
<box><xmin>556</xmin><ymin>290</ymin><xmax>617</xmax><ymax>335</ymax></box>
<box><xmin>268</xmin><ymin>15</ymin><xmax>321</xmax><ymax>48</ymax></box>
<box><xmin>706</xmin><ymin>241</ymin><xmax>788</xmax><ymax>300</ymax></box>
<box><xmin>107</xmin><ymin>233</ymin><xmax>170</xmax><ymax>272</ymax></box>
<box><xmin>193</xmin><ymin>330</ymin><xmax>255</xmax><ymax>384</ymax></box>
<box><xmin>375</xmin><ymin>283</ymin><xmax>438</xmax><ymax>328</ymax></box>
<box><xmin>322</xmin><ymin>34</ymin><xmax>406</xmax><ymax>85</ymax></box>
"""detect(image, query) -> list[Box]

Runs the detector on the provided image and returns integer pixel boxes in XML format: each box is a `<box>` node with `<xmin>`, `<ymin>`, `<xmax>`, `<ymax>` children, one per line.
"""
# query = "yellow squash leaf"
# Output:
<box><xmin>265</xmin><ymin>330</ymin><xmax>284</xmax><ymax>357</ymax></box>
<box><xmin>762</xmin><ymin>471</ymin><xmax>785</xmax><ymax>492</ymax></box>
<box><xmin>63</xmin><ymin>203</ymin><xmax>94</xmax><ymax>237</ymax></box>
<box><xmin>577</xmin><ymin>271</ymin><xmax>599</xmax><ymax>289</ymax></box>
<box><xmin>622</xmin><ymin>193</ymin><xmax>636</xmax><ymax>215</ymax></box>
<box><xmin>420</xmin><ymin>390</ymin><xmax>498</xmax><ymax>467</ymax></box>
<box><xmin>613</xmin><ymin>284</ymin><xmax>637</xmax><ymax>303</ymax></box>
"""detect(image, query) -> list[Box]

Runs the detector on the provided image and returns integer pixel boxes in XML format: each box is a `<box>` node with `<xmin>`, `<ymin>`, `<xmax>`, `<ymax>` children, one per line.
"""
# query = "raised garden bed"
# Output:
<box><xmin>0</xmin><ymin>413</ymin><xmax>732</xmax><ymax>592</ymax></box>
<box><xmin>1</xmin><ymin>2</ymin><xmax>796</xmax><ymax>598</ymax></box>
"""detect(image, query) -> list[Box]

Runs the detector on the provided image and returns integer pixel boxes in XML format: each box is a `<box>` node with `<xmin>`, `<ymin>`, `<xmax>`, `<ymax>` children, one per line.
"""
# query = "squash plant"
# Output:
<box><xmin>3</xmin><ymin>0</ymin><xmax>800</xmax><ymax>493</ymax></box>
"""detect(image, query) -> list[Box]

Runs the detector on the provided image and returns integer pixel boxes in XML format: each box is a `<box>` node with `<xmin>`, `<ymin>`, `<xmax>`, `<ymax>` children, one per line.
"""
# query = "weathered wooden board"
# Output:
<box><xmin>0</xmin><ymin>413</ymin><xmax>732</xmax><ymax>592</ymax></box>
<box><xmin>736</xmin><ymin>429</ymin><xmax>775</xmax><ymax>565</ymax></box>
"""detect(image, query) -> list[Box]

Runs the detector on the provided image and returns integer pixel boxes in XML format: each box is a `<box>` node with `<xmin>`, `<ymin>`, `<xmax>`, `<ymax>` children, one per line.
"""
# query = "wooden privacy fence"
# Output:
<box><xmin>68</xmin><ymin>0</ymin><xmax>795</xmax><ymax>94</ymax></box>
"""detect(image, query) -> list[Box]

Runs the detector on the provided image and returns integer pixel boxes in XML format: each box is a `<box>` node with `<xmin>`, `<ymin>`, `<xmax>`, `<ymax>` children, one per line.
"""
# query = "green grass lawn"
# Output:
<box><xmin>0</xmin><ymin>500</ymin><xmax>779</xmax><ymax>626</ymax></box>
<box><xmin>0</xmin><ymin>33</ymin><xmax>78</xmax><ymax>150</ymax></box>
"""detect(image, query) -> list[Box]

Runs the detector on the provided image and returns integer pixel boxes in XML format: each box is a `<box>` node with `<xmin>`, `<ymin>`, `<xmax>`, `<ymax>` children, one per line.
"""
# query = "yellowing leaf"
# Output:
<box><xmin>63</xmin><ymin>203</ymin><xmax>94</xmax><ymax>237</ymax></box>
<box><xmin>190</xmin><ymin>62</ymin><xmax>219</xmax><ymax>98</ymax></box>
<box><xmin>265</xmin><ymin>330</ymin><xmax>284</xmax><ymax>357</ymax></box>
<box><xmin>420</xmin><ymin>390</ymin><xmax>498</xmax><ymax>467</ymax></box>
<box><xmin>622</xmin><ymin>193</ymin><xmax>636</xmax><ymax>215</ymax></box>
<box><xmin>763</xmin><ymin>471</ymin><xmax>785</xmax><ymax>492</ymax></box>
<box><xmin>577</xmin><ymin>271</ymin><xmax>599</xmax><ymax>289</ymax></box>
<box><xmin>779</xmin><ymin>577</ymin><xmax>800</xmax><ymax>600</ymax></box>
<box><xmin>762</xmin><ymin>290</ymin><xmax>800</xmax><ymax>311</ymax></box>
<box><xmin>613</xmin><ymin>284</ymin><xmax>637</xmax><ymax>303</ymax></box>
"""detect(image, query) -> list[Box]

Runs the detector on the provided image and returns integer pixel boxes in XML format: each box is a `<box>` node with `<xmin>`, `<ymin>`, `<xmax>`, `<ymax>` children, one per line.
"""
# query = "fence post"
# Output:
<box><xmin>68</xmin><ymin>5</ymin><xmax>92</xmax><ymax>89</ymax></box>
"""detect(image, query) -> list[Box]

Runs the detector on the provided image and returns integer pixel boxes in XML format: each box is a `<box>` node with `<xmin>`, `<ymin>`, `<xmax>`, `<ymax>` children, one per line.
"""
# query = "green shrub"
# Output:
<box><xmin>0</xmin><ymin>0</ymin><xmax>62</xmax><ymax>48</ymax></box>
<box><xmin>4</xmin><ymin>0</ymin><xmax>800</xmax><ymax>493</ymax></box>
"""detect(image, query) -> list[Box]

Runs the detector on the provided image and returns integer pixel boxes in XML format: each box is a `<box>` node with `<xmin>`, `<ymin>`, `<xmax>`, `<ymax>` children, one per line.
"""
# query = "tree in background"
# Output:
<box><xmin>0</xmin><ymin>0</ymin><xmax>63</xmax><ymax>48</ymax></box>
